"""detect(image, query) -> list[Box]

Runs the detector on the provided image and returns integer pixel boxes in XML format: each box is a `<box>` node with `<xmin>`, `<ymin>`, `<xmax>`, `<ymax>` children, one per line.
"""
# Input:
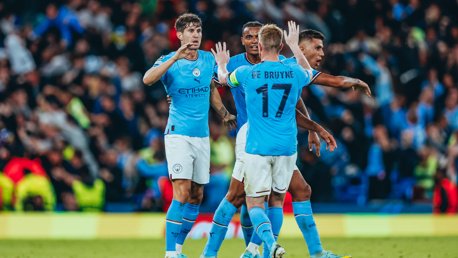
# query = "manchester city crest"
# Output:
<box><xmin>193</xmin><ymin>68</ymin><xmax>201</xmax><ymax>77</ymax></box>
<box><xmin>172</xmin><ymin>164</ymin><xmax>183</xmax><ymax>174</ymax></box>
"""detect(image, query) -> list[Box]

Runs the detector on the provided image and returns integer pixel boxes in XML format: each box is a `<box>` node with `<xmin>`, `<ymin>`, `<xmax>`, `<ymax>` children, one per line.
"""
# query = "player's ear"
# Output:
<box><xmin>241</xmin><ymin>37</ymin><xmax>244</xmax><ymax>46</ymax></box>
<box><xmin>177</xmin><ymin>31</ymin><xmax>182</xmax><ymax>41</ymax></box>
<box><xmin>258</xmin><ymin>43</ymin><xmax>263</xmax><ymax>52</ymax></box>
<box><xmin>279</xmin><ymin>43</ymin><xmax>283</xmax><ymax>52</ymax></box>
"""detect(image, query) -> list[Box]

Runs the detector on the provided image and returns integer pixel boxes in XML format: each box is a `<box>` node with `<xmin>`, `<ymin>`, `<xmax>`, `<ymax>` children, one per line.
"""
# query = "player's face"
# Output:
<box><xmin>179</xmin><ymin>24</ymin><xmax>202</xmax><ymax>50</ymax></box>
<box><xmin>300</xmin><ymin>38</ymin><xmax>324</xmax><ymax>69</ymax></box>
<box><xmin>241</xmin><ymin>27</ymin><xmax>261</xmax><ymax>56</ymax></box>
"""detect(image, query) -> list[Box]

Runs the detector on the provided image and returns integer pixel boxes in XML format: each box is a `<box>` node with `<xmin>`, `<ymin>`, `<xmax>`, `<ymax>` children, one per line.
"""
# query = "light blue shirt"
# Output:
<box><xmin>153</xmin><ymin>50</ymin><xmax>215</xmax><ymax>137</ymax></box>
<box><xmin>214</xmin><ymin>53</ymin><xmax>286</xmax><ymax>132</ymax></box>
<box><xmin>228</xmin><ymin>61</ymin><xmax>311</xmax><ymax>156</ymax></box>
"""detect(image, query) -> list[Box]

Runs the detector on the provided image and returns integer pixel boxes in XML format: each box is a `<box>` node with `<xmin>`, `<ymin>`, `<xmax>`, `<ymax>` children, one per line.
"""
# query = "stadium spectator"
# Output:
<box><xmin>433</xmin><ymin>168</ymin><xmax>458</xmax><ymax>214</ymax></box>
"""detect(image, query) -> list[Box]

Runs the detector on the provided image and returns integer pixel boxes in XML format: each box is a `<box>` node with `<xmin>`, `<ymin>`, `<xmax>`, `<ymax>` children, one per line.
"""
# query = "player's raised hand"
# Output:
<box><xmin>173</xmin><ymin>43</ymin><xmax>192</xmax><ymax>60</ymax></box>
<box><xmin>352</xmin><ymin>80</ymin><xmax>372</xmax><ymax>98</ymax></box>
<box><xmin>317</xmin><ymin>128</ymin><xmax>338</xmax><ymax>153</ymax></box>
<box><xmin>211</xmin><ymin>42</ymin><xmax>230</xmax><ymax>66</ymax></box>
<box><xmin>308</xmin><ymin>131</ymin><xmax>322</xmax><ymax>157</ymax></box>
<box><xmin>223</xmin><ymin>113</ymin><xmax>237</xmax><ymax>131</ymax></box>
<box><xmin>284</xmin><ymin>20</ymin><xmax>300</xmax><ymax>47</ymax></box>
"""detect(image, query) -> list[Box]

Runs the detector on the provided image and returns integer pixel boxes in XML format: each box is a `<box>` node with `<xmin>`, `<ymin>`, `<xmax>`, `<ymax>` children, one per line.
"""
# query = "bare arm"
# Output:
<box><xmin>295</xmin><ymin>109</ymin><xmax>337</xmax><ymax>152</ymax></box>
<box><xmin>311</xmin><ymin>73</ymin><xmax>371</xmax><ymax>98</ymax></box>
<box><xmin>210</xmin><ymin>80</ymin><xmax>237</xmax><ymax>131</ymax></box>
<box><xmin>143</xmin><ymin>43</ymin><xmax>192</xmax><ymax>86</ymax></box>
<box><xmin>295</xmin><ymin>97</ymin><xmax>323</xmax><ymax>156</ymax></box>
<box><xmin>211</xmin><ymin>42</ymin><xmax>231</xmax><ymax>86</ymax></box>
<box><xmin>284</xmin><ymin>21</ymin><xmax>312</xmax><ymax>71</ymax></box>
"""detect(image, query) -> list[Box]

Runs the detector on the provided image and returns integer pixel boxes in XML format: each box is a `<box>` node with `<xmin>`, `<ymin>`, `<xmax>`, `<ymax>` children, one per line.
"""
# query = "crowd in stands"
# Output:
<box><xmin>0</xmin><ymin>0</ymin><xmax>457</xmax><ymax>214</ymax></box>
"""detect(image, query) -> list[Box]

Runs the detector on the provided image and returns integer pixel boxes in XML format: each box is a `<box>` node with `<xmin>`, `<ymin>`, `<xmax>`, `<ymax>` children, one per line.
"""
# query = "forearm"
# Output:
<box><xmin>217</xmin><ymin>63</ymin><xmax>230</xmax><ymax>86</ymax></box>
<box><xmin>295</xmin><ymin>109</ymin><xmax>322</xmax><ymax>132</ymax></box>
<box><xmin>210</xmin><ymin>81</ymin><xmax>229</xmax><ymax>118</ymax></box>
<box><xmin>289</xmin><ymin>45</ymin><xmax>312</xmax><ymax>71</ymax></box>
<box><xmin>143</xmin><ymin>58</ymin><xmax>176</xmax><ymax>86</ymax></box>
<box><xmin>313</xmin><ymin>73</ymin><xmax>359</xmax><ymax>89</ymax></box>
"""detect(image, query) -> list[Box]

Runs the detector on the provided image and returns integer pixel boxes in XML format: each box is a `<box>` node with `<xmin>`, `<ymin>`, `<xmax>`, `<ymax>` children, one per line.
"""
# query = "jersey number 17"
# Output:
<box><xmin>256</xmin><ymin>83</ymin><xmax>292</xmax><ymax>118</ymax></box>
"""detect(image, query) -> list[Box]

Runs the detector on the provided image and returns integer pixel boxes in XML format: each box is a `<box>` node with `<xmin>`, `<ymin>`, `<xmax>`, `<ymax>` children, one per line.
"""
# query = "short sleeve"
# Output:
<box><xmin>152</xmin><ymin>54</ymin><xmax>174</xmax><ymax>83</ymax></box>
<box><xmin>309</xmin><ymin>69</ymin><xmax>322</xmax><ymax>85</ymax></box>
<box><xmin>294</xmin><ymin>65</ymin><xmax>312</xmax><ymax>88</ymax></box>
<box><xmin>228</xmin><ymin>65</ymin><xmax>250</xmax><ymax>88</ymax></box>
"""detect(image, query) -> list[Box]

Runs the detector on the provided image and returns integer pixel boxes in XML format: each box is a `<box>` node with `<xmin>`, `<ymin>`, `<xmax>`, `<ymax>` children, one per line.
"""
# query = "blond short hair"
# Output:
<box><xmin>259</xmin><ymin>24</ymin><xmax>283</xmax><ymax>53</ymax></box>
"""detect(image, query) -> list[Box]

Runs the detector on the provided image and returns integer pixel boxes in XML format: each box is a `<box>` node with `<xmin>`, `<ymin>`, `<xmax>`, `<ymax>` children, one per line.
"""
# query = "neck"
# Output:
<box><xmin>246</xmin><ymin>52</ymin><xmax>261</xmax><ymax>64</ymax></box>
<box><xmin>186</xmin><ymin>49</ymin><xmax>198</xmax><ymax>60</ymax></box>
<box><xmin>261</xmin><ymin>51</ymin><xmax>280</xmax><ymax>62</ymax></box>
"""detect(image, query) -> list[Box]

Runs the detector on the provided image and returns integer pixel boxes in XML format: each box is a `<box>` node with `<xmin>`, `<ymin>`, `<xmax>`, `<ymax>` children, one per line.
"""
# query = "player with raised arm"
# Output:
<box><xmin>142</xmin><ymin>13</ymin><xmax>236</xmax><ymax>258</ymax></box>
<box><xmin>201</xmin><ymin>21</ymin><xmax>360</xmax><ymax>258</ymax></box>
<box><xmin>214</xmin><ymin>23</ymin><xmax>322</xmax><ymax>258</ymax></box>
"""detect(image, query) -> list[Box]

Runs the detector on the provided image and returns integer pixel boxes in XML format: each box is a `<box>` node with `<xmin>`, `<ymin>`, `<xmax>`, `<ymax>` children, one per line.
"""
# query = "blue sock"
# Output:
<box><xmin>249</xmin><ymin>207</ymin><xmax>276</xmax><ymax>252</ymax></box>
<box><xmin>263</xmin><ymin>207</ymin><xmax>283</xmax><ymax>258</ymax></box>
<box><xmin>176</xmin><ymin>203</ymin><xmax>200</xmax><ymax>247</ymax></box>
<box><xmin>166</xmin><ymin>200</ymin><xmax>186</xmax><ymax>252</ymax></box>
<box><xmin>293</xmin><ymin>201</ymin><xmax>323</xmax><ymax>255</ymax></box>
<box><xmin>240</xmin><ymin>204</ymin><xmax>254</xmax><ymax>247</ymax></box>
<box><xmin>203</xmin><ymin>198</ymin><xmax>237</xmax><ymax>257</ymax></box>
<box><xmin>249</xmin><ymin>202</ymin><xmax>268</xmax><ymax>247</ymax></box>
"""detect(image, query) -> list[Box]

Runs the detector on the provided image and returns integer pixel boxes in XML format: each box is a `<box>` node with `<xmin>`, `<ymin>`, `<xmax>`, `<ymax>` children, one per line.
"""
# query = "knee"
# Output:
<box><xmin>173</xmin><ymin>184</ymin><xmax>191</xmax><ymax>203</ymax></box>
<box><xmin>225</xmin><ymin>189</ymin><xmax>245</xmax><ymax>208</ymax></box>
<box><xmin>188</xmin><ymin>190</ymin><xmax>204</xmax><ymax>205</ymax></box>
<box><xmin>291</xmin><ymin>183</ymin><xmax>312</xmax><ymax>202</ymax></box>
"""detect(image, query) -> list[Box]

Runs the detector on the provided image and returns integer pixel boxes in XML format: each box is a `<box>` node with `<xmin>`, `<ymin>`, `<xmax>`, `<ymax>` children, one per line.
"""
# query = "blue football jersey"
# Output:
<box><xmin>228</xmin><ymin>61</ymin><xmax>312</xmax><ymax>156</ymax></box>
<box><xmin>153</xmin><ymin>50</ymin><xmax>215</xmax><ymax>137</ymax></box>
<box><xmin>282</xmin><ymin>57</ymin><xmax>322</xmax><ymax>85</ymax></box>
<box><xmin>213</xmin><ymin>53</ymin><xmax>286</xmax><ymax>132</ymax></box>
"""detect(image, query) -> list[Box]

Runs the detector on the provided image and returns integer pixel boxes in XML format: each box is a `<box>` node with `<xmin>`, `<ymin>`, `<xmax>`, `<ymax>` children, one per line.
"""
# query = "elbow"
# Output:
<box><xmin>143</xmin><ymin>76</ymin><xmax>153</xmax><ymax>86</ymax></box>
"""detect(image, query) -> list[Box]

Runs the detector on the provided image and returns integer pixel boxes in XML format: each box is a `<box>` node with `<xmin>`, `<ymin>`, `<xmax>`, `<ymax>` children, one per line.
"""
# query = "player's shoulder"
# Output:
<box><xmin>154</xmin><ymin>51</ymin><xmax>176</xmax><ymax>65</ymax></box>
<box><xmin>229</xmin><ymin>53</ymin><xmax>246</xmax><ymax>65</ymax></box>
<box><xmin>282</xmin><ymin>57</ymin><xmax>297</xmax><ymax>65</ymax></box>
<box><xmin>279</xmin><ymin>54</ymin><xmax>287</xmax><ymax>61</ymax></box>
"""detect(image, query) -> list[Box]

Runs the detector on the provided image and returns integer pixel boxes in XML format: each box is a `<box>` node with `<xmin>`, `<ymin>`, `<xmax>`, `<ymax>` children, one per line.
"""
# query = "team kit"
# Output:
<box><xmin>143</xmin><ymin>13</ymin><xmax>371</xmax><ymax>258</ymax></box>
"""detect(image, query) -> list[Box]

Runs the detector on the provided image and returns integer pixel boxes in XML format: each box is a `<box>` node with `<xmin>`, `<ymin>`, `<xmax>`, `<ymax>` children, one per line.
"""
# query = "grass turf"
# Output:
<box><xmin>0</xmin><ymin>237</ymin><xmax>456</xmax><ymax>258</ymax></box>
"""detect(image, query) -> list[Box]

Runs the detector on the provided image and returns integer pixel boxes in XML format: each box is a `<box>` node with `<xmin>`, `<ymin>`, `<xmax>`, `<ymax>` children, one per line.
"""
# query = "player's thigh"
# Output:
<box><xmin>272</xmin><ymin>153</ymin><xmax>297</xmax><ymax>195</ymax></box>
<box><xmin>288</xmin><ymin>168</ymin><xmax>312</xmax><ymax>201</ymax></box>
<box><xmin>165</xmin><ymin>135</ymin><xmax>194</xmax><ymax>181</ymax></box>
<box><xmin>191</xmin><ymin>136</ymin><xmax>210</xmax><ymax>185</ymax></box>
<box><xmin>243</xmin><ymin>153</ymin><xmax>272</xmax><ymax>197</ymax></box>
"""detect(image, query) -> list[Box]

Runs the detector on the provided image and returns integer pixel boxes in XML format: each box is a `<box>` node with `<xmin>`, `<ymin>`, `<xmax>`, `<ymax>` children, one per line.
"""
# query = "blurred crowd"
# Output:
<box><xmin>0</xmin><ymin>0</ymin><xmax>457</xmax><ymax>213</ymax></box>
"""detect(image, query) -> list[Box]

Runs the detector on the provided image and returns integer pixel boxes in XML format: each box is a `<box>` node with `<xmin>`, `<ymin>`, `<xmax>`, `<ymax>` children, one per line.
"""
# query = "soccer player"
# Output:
<box><xmin>201</xmin><ymin>22</ymin><xmax>365</xmax><ymax>258</ymax></box>
<box><xmin>142</xmin><ymin>13</ymin><xmax>236</xmax><ymax>258</ymax></box>
<box><xmin>214</xmin><ymin>22</ymin><xmax>322</xmax><ymax>258</ymax></box>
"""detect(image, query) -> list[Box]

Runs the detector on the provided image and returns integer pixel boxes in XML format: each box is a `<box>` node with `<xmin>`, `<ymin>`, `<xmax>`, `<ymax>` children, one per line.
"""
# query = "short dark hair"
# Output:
<box><xmin>242</xmin><ymin>21</ymin><xmax>263</xmax><ymax>33</ymax></box>
<box><xmin>299</xmin><ymin>29</ymin><xmax>325</xmax><ymax>44</ymax></box>
<box><xmin>175</xmin><ymin>13</ymin><xmax>202</xmax><ymax>33</ymax></box>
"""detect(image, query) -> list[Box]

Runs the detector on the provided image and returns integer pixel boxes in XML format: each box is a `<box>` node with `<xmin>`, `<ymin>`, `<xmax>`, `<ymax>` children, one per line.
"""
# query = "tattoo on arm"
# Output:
<box><xmin>219</xmin><ymin>107</ymin><xmax>228</xmax><ymax>118</ymax></box>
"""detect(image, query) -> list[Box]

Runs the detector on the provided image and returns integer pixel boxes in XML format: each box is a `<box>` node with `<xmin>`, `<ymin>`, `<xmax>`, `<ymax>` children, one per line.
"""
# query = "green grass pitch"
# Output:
<box><xmin>0</xmin><ymin>237</ymin><xmax>456</xmax><ymax>258</ymax></box>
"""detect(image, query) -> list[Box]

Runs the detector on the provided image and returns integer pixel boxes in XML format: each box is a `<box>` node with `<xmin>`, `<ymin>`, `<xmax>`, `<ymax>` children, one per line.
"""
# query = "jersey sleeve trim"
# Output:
<box><xmin>308</xmin><ymin>71</ymin><xmax>322</xmax><ymax>86</ymax></box>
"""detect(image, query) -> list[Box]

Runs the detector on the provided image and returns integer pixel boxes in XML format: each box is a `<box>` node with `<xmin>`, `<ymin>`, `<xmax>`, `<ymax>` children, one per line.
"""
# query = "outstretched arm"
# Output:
<box><xmin>143</xmin><ymin>43</ymin><xmax>192</xmax><ymax>86</ymax></box>
<box><xmin>210</xmin><ymin>80</ymin><xmax>237</xmax><ymax>131</ymax></box>
<box><xmin>313</xmin><ymin>73</ymin><xmax>371</xmax><ymax>98</ymax></box>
